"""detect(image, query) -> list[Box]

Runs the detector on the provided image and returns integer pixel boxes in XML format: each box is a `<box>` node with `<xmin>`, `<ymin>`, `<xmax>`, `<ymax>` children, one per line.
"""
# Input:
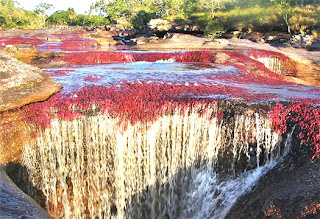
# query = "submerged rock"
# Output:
<box><xmin>0</xmin><ymin>54</ymin><xmax>61</xmax><ymax>112</ymax></box>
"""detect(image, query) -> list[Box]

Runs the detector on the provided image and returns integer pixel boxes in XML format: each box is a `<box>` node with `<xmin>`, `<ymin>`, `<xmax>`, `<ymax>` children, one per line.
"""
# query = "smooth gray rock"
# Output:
<box><xmin>0</xmin><ymin>166</ymin><xmax>52</xmax><ymax>219</ymax></box>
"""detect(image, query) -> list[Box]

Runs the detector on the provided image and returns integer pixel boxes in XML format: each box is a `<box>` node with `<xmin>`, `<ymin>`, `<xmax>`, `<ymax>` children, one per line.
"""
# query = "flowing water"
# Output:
<box><xmin>5</xmin><ymin>53</ymin><xmax>315</xmax><ymax>218</ymax></box>
<box><xmin>250</xmin><ymin>56</ymin><xmax>282</xmax><ymax>75</ymax></box>
<box><xmin>20</xmin><ymin>104</ymin><xmax>287</xmax><ymax>218</ymax></box>
<box><xmin>47</xmin><ymin>60</ymin><xmax>320</xmax><ymax>100</ymax></box>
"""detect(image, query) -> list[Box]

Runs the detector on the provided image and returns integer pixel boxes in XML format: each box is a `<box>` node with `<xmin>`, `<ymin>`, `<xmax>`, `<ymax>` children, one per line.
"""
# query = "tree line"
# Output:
<box><xmin>0</xmin><ymin>0</ymin><xmax>320</xmax><ymax>37</ymax></box>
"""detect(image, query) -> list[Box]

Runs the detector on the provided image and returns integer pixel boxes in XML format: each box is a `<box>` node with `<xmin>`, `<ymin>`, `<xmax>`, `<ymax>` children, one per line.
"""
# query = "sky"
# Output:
<box><xmin>16</xmin><ymin>0</ymin><xmax>98</xmax><ymax>14</ymax></box>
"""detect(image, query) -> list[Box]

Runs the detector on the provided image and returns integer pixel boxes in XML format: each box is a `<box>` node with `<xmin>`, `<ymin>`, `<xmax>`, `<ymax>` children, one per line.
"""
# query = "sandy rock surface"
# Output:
<box><xmin>0</xmin><ymin>54</ymin><xmax>61</xmax><ymax>112</ymax></box>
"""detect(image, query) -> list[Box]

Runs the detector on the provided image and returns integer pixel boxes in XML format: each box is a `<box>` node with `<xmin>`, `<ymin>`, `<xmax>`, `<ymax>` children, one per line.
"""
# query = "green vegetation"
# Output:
<box><xmin>208</xmin><ymin>1</ymin><xmax>320</xmax><ymax>36</ymax></box>
<box><xmin>0</xmin><ymin>0</ymin><xmax>43</xmax><ymax>28</ymax></box>
<box><xmin>89</xmin><ymin>0</ymin><xmax>320</xmax><ymax>36</ymax></box>
<box><xmin>0</xmin><ymin>0</ymin><xmax>319</xmax><ymax>38</ymax></box>
<box><xmin>46</xmin><ymin>8</ymin><xmax>109</xmax><ymax>26</ymax></box>
<box><xmin>0</xmin><ymin>0</ymin><xmax>109</xmax><ymax>28</ymax></box>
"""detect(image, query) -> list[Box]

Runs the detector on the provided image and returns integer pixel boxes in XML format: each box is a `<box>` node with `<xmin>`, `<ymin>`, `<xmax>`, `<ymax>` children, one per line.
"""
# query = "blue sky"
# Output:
<box><xmin>16</xmin><ymin>0</ymin><xmax>98</xmax><ymax>14</ymax></box>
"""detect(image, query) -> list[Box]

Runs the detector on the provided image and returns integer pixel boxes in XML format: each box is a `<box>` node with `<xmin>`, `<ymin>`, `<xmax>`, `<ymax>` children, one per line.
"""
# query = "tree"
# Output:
<box><xmin>34</xmin><ymin>3</ymin><xmax>54</xmax><ymax>25</ymax></box>
<box><xmin>105</xmin><ymin>0</ymin><xmax>131</xmax><ymax>20</ymax></box>
<box><xmin>90</xmin><ymin>0</ymin><xmax>107</xmax><ymax>16</ymax></box>
<box><xmin>0</xmin><ymin>0</ymin><xmax>15</xmax><ymax>9</ymax></box>
<box><xmin>35</xmin><ymin>3</ymin><xmax>54</xmax><ymax>16</ymax></box>
<box><xmin>199</xmin><ymin>0</ymin><xmax>229</xmax><ymax>18</ymax></box>
<box><xmin>46</xmin><ymin>8</ymin><xmax>77</xmax><ymax>25</ymax></box>
<box><xmin>131</xmin><ymin>10</ymin><xmax>156</xmax><ymax>29</ymax></box>
<box><xmin>270</xmin><ymin>0</ymin><xmax>292</xmax><ymax>33</ymax></box>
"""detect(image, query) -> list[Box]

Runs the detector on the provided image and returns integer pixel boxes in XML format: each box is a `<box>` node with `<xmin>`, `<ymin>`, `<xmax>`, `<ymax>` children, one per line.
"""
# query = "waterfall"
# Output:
<box><xmin>251</xmin><ymin>57</ymin><xmax>282</xmax><ymax>74</ymax></box>
<box><xmin>21</xmin><ymin>103</ymin><xmax>285</xmax><ymax>218</ymax></box>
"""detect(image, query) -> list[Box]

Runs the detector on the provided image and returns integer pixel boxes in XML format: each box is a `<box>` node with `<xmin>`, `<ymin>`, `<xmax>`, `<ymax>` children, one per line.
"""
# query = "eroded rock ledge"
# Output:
<box><xmin>0</xmin><ymin>54</ymin><xmax>61</xmax><ymax>112</ymax></box>
<box><xmin>0</xmin><ymin>165</ymin><xmax>52</xmax><ymax>219</ymax></box>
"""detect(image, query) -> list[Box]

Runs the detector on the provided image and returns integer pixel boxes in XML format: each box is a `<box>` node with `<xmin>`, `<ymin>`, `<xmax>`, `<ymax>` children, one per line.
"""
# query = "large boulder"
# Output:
<box><xmin>83</xmin><ymin>30</ymin><xmax>119</xmax><ymax>46</ymax></box>
<box><xmin>0</xmin><ymin>166</ymin><xmax>51</xmax><ymax>218</ymax></box>
<box><xmin>309</xmin><ymin>40</ymin><xmax>320</xmax><ymax>51</ymax></box>
<box><xmin>0</xmin><ymin>54</ymin><xmax>61</xmax><ymax>112</ymax></box>
<box><xmin>0</xmin><ymin>54</ymin><xmax>61</xmax><ymax>164</ymax></box>
<box><xmin>226</xmin><ymin>146</ymin><xmax>320</xmax><ymax>218</ymax></box>
<box><xmin>148</xmin><ymin>19</ymin><xmax>172</xmax><ymax>32</ymax></box>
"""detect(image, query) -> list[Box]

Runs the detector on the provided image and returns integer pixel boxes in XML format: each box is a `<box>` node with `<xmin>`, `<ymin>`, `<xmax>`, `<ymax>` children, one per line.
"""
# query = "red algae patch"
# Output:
<box><xmin>269</xmin><ymin>103</ymin><xmax>320</xmax><ymax>159</ymax></box>
<box><xmin>55</xmin><ymin>51</ymin><xmax>134</xmax><ymax>65</ymax></box>
<box><xmin>51</xmin><ymin>51</ymin><xmax>217</xmax><ymax>65</ymax></box>
<box><xmin>288</xmin><ymin>87</ymin><xmax>320</xmax><ymax>93</ymax></box>
<box><xmin>47</xmin><ymin>69</ymin><xmax>74</xmax><ymax>76</ymax></box>
<box><xmin>84</xmin><ymin>75</ymin><xmax>102</xmax><ymax>82</ymax></box>
<box><xmin>60</xmin><ymin>37</ymin><xmax>99</xmax><ymax>50</ymax></box>
<box><xmin>0</xmin><ymin>36</ymin><xmax>45</xmax><ymax>47</ymax></box>
<box><xmin>20</xmin><ymin>82</ymin><xmax>246</xmax><ymax>129</ymax></box>
<box><xmin>36</xmin><ymin>38</ymin><xmax>99</xmax><ymax>52</ymax></box>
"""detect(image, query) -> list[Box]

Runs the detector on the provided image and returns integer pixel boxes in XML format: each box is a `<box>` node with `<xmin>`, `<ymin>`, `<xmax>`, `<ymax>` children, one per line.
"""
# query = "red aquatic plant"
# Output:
<box><xmin>36</xmin><ymin>37</ymin><xmax>99</xmax><ymax>51</ymax></box>
<box><xmin>220</xmin><ymin>50</ymin><xmax>297</xmax><ymax>86</ymax></box>
<box><xmin>269</xmin><ymin>103</ymin><xmax>320</xmax><ymax>159</ymax></box>
<box><xmin>246</xmin><ymin>50</ymin><xmax>290</xmax><ymax>61</ymax></box>
<box><xmin>53</xmin><ymin>51</ymin><xmax>217</xmax><ymax>65</ymax></box>
<box><xmin>21</xmin><ymin>101</ymin><xmax>52</xmax><ymax>129</ymax></box>
<box><xmin>22</xmin><ymin>77</ymin><xmax>295</xmax><ymax>132</ymax></box>
<box><xmin>208</xmin><ymin>73</ymin><xmax>296</xmax><ymax>87</ymax></box>
<box><xmin>132</xmin><ymin>51</ymin><xmax>216</xmax><ymax>63</ymax></box>
<box><xmin>84</xmin><ymin>75</ymin><xmax>102</xmax><ymax>82</ymax></box>
<box><xmin>60</xmin><ymin>37</ymin><xmax>99</xmax><ymax>50</ymax></box>
<box><xmin>133</xmin><ymin>53</ymin><xmax>176</xmax><ymax>62</ymax></box>
<box><xmin>20</xmin><ymin>81</ymin><xmax>256</xmax><ymax>130</ymax></box>
<box><xmin>288</xmin><ymin>87</ymin><xmax>320</xmax><ymax>93</ymax></box>
<box><xmin>175</xmin><ymin>50</ymin><xmax>216</xmax><ymax>63</ymax></box>
<box><xmin>47</xmin><ymin>69</ymin><xmax>74</xmax><ymax>76</ymax></box>
<box><xmin>56</xmin><ymin>51</ymin><xmax>134</xmax><ymax>65</ymax></box>
<box><xmin>0</xmin><ymin>36</ymin><xmax>45</xmax><ymax>47</ymax></box>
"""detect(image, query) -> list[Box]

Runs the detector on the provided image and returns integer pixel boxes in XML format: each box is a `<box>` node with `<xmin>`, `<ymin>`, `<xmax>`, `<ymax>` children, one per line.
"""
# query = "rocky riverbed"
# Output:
<box><xmin>0</xmin><ymin>27</ymin><xmax>319</xmax><ymax>218</ymax></box>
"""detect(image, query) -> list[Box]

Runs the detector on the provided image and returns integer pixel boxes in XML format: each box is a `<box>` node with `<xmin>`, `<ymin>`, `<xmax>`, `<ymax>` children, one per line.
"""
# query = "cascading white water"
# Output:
<box><xmin>251</xmin><ymin>57</ymin><xmax>282</xmax><ymax>74</ymax></box>
<box><xmin>179</xmin><ymin>130</ymin><xmax>292</xmax><ymax>219</ymax></box>
<box><xmin>21</xmin><ymin>104</ymin><xmax>284</xmax><ymax>219</ymax></box>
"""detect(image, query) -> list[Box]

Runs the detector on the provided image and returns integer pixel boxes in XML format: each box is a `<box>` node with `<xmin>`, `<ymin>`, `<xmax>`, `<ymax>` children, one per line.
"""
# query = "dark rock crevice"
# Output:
<box><xmin>225</xmin><ymin>141</ymin><xmax>320</xmax><ymax>219</ymax></box>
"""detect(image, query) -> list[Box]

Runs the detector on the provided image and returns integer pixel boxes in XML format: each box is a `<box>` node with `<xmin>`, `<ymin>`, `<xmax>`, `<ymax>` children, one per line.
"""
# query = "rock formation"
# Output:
<box><xmin>0</xmin><ymin>54</ymin><xmax>61</xmax><ymax>112</ymax></box>
<box><xmin>0</xmin><ymin>28</ymin><xmax>319</xmax><ymax>218</ymax></box>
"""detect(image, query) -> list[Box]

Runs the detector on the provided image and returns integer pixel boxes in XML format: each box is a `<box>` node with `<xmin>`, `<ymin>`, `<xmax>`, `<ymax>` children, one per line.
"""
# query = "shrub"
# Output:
<box><xmin>75</xmin><ymin>14</ymin><xmax>109</xmax><ymax>27</ymax></box>
<box><xmin>204</xmin><ymin>19</ymin><xmax>225</xmax><ymax>38</ymax></box>
<box><xmin>46</xmin><ymin>9</ymin><xmax>72</xmax><ymax>25</ymax></box>
<box><xmin>289</xmin><ymin>5</ymin><xmax>320</xmax><ymax>33</ymax></box>
<box><xmin>0</xmin><ymin>2</ymin><xmax>43</xmax><ymax>28</ymax></box>
<box><xmin>131</xmin><ymin>10</ymin><xmax>157</xmax><ymax>29</ymax></box>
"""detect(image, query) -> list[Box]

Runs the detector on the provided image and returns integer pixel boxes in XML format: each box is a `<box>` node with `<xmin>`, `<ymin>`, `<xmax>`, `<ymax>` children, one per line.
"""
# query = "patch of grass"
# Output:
<box><xmin>211</xmin><ymin>6</ymin><xmax>280</xmax><ymax>32</ymax></box>
<box><xmin>182</xmin><ymin>4</ymin><xmax>320</xmax><ymax>37</ymax></box>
